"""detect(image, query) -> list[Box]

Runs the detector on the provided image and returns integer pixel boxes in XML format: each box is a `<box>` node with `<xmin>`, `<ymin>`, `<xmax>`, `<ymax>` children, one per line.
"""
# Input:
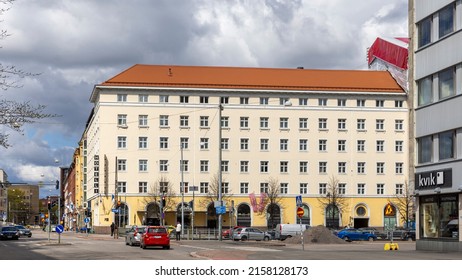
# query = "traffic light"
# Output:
<box><xmin>47</xmin><ymin>200</ymin><xmax>52</xmax><ymax>210</ymax></box>
<box><xmin>188</xmin><ymin>200</ymin><xmax>194</xmax><ymax>211</ymax></box>
<box><xmin>161</xmin><ymin>197</ymin><xmax>166</xmax><ymax>209</ymax></box>
<box><xmin>55</xmin><ymin>180</ymin><xmax>59</xmax><ymax>190</ymax></box>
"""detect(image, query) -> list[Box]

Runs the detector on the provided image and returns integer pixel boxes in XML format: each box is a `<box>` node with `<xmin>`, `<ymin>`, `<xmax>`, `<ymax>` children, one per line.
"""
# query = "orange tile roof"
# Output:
<box><xmin>100</xmin><ymin>64</ymin><xmax>404</xmax><ymax>93</ymax></box>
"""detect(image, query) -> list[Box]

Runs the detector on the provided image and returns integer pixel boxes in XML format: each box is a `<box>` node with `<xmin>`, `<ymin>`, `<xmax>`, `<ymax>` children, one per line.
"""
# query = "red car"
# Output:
<box><xmin>222</xmin><ymin>226</ymin><xmax>244</xmax><ymax>239</ymax></box>
<box><xmin>140</xmin><ymin>226</ymin><xmax>170</xmax><ymax>250</ymax></box>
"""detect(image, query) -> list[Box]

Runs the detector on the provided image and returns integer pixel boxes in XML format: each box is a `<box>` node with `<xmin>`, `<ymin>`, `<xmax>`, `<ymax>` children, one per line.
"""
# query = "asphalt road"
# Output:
<box><xmin>1</xmin><ymin>229</ymin><xmax>461</xmax><ymax>260</ymax></box>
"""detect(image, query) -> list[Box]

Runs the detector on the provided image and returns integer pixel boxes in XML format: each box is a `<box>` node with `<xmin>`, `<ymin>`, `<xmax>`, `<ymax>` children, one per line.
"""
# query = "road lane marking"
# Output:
<box><xmin>223</xmin><ymin>246</ymin><xmax>281</xmax><ymax>252</ymax></box>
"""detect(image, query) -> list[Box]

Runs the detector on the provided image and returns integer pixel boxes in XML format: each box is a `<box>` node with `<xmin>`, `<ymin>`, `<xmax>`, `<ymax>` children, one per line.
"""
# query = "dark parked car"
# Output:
<box><xmin>385</xmin><ymin>228</ymin><xmax>414</xmax><ymax>241</ymax></box>
<box><xmin>335</xmin><ymin>228</ymin><xmax>377</xmax><ymax>242</ymax></box>
<box><xmin>125</xmin><ymin>226</ymin><xmax>146</xmax><ymax>246</ymax></box>
<box><xmin>15</xmin><ymin>225</ymin><xmax>32</xmax><ymax>238</ymax></box>
<box><xmin>0</xmin><ymin>226</ymin><xmax>20</xmax><ymax>240</ymax></box>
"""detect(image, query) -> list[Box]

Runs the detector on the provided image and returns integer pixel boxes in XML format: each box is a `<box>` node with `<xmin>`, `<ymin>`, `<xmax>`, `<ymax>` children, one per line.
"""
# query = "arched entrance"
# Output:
<box><xmin>206</xmin><ymin>203</ymin><xmax>217</xmax><ymax>228</ymax></box>
<box><xmin>237</xmin><ymin>204</ymin><xmax>251</xmax><ymax>227</ymax></box>
<box><xmin>353</xmin><ymin>204</ymin><xmax>369</xmax><ymax>228</ymax></box>
<box><xmin>114</xmin><ymin>203</ymin><xmax>129</xmax><ymax>228</ymax></box>
<box><xmin>325</xmin><ymin>204</ymin><xmax>340</xmax><ymax>229</ymax></box>
<box><xmin>384</xmin><ymin>203</ymin><xmax>397</xmax><ymax>230</ymax></box>
<box><xmin>176</xmin><ymin>203</ymin><xmax>191</xmax><ymax>228</ymax></box>
<box><xmin>146</xmin><ymin>202</ymin><xmax>161</xmax><ymax>226</ymax></box>
<box><xmin>300</xmin><ymin>204</ymin><xmax>310</xmax><ymax>225</ymax></box>
<box><xmin>266</xmin><ymin>203</ymin><xmax>281</xmax><ymax>229</ymax></box>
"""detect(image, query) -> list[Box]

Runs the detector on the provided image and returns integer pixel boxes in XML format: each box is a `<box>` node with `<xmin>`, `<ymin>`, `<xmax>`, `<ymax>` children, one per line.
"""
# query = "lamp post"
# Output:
<box><xmin>180</xmin><ymin>143</ymin><xmax>185</xmax><ymax>236</ymax></box>
<box><xmin>218</xmin><ymin>104</ymin><xmax>223</xmax><ymax>241</ymax></box>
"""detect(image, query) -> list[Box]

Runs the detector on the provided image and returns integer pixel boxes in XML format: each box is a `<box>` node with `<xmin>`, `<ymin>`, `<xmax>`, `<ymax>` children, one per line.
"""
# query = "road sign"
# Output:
<box><xmin>297</xmin><ymin>207</ymin><xmax>304</xmax><ymax>218</ymax></box>
<box><xmin>111</xmin><ymin>208</ymin><xmax>119</xmax><ymax>213</ymax></box>
<box><xmin>55</xmin><ymin>225</ymin><xmax>64</xmax><ymax>234</ymax></box>
<box><xmin>84</xmin><ymin>217</ymin><xmax>91</xmax><ymax>224</ymax></box>
<box><xmin>295</xmin><ymin>195</ymin><xmax>303</xmax><ymax>207</ymax></box>
<box><xmin>216</xmin><ymin>205</ymin><xmax>226</xmax><ymax>215</ymax></box>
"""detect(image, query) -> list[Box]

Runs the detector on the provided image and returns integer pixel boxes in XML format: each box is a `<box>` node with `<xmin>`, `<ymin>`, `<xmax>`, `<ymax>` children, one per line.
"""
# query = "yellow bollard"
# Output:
<box><xmin>384</xmin><ymin>243</ymin><xmax>399</xmax><ymax>250</ymax></box>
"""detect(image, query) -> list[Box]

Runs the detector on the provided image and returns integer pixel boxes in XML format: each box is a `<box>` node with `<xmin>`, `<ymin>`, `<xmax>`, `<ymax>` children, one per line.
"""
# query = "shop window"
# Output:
<box><xmin>420</xmin><ymin>195</ymin><xmax>458</xmax><ymax>239</ymax></box>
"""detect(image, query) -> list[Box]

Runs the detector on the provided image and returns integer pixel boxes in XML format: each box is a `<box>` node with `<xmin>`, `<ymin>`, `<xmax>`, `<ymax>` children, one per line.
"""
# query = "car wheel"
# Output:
<box><xmin>164</xmin><ymin>245</ymin><xmax>170</xmax><ymax>250</ymax></box>
<box><xmin>368</xmin><ymin>237</ymin><xmax>374</xmax><ymax>242</ymax></box>
<box><xmin>129</xmin><ymin>239</ymin><xmax>133</xmax><ymax>246</ymax></box>
<box><xmin>264</xmin><ymin>236</ymin><xmax>269</xmax><ymax>241</ymax></box>
<box><xmin>343</xmin><ymin>236</ymin><xmax>350</xmax><ymax>242</ymax></box>
<box><xmin>241</xmin><ymin>235</ymin><xmax>248</xmax><ymax>241</ymax></box>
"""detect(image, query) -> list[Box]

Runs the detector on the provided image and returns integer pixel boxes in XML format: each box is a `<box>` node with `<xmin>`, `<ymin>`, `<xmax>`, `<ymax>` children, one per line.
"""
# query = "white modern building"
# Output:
<box><xmin>411</xmin><ymin>0</ymin><xmax>462</xmax><ymax>251</ymax></box>
<box><xmin>82</xmin><ymin>64</ymin><xmax>408</xmax><ymax>233</ymax></box>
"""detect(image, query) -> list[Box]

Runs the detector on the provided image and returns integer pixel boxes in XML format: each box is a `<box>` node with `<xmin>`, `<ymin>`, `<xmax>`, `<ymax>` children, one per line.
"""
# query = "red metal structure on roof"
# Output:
<box><xmin>368</xmin><ymin>37</ymin><xmax>409</xmax><ymax>70</ymax></box>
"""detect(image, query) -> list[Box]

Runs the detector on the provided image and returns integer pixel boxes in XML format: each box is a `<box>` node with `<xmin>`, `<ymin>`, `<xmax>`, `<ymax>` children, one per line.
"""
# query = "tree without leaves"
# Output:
<box><xmin>142</xmin><ymin>175</ymin><xmax>177</xmax><ymax>212</ymax></box>
<box><xmin>388</xmin><ymin>180</ymin><xmax>415</xmax><ymax>227</ymax></box>
<box><xmin>199</xmin><ymin>172</ymin><xmax>233</xmax><ymax>222</ymax></box>
<box><xmin>255</xmin><ymin>177</ymin><xmax>284</xmax><ymax>229</ymax></box>
<box><xmin>0</xmin><ymin>0</ymin><xmax>56</xmax><ymax>148</ymax></box>
<box><xmin>317</xmin><ymin>175</ymin><xmax>349</xmax><ymax>229</ymax></box>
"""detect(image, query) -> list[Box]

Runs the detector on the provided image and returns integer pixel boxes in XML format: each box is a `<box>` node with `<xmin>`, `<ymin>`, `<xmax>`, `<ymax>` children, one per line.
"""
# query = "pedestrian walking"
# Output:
<box><xmin>110</xmin><ymin>222</ymin><xmax>115</xmax><ymax>236</ymax></box>
<box><xmin>113</xmin><ymin>223</ymin><xmax>119</xmax><ymax>239</ymax></box>
<box><xmin>175</xmin><ymin>221</ymin><xmax>182</xmax><ymax>241</ymax></box>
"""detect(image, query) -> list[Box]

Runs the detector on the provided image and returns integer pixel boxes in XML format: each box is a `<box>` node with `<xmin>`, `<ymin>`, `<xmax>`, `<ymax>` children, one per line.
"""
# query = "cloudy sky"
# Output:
<box><xmin>0</xmin><ymin>0</ymin><xmax>407</xmax><ymax>196</ymax></box>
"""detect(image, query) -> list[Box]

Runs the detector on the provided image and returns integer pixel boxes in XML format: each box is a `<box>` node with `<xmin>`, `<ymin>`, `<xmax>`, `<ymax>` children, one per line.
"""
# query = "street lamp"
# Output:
<box><xmin>218</xmin><ymin>104</ymin><xmax>223</xmax><ymax>241</ymax></box>
<box><xmin>180</xmin><ymin>143</ymin><xmax>185</xmax><ymax>236</ymax></box>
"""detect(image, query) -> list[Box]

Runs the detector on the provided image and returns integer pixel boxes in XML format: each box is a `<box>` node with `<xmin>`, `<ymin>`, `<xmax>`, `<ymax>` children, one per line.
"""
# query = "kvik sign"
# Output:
<box><xmin>415</xmin><ymin>169</ymin><xmax>452</xmax><ymax>190</ymax></box>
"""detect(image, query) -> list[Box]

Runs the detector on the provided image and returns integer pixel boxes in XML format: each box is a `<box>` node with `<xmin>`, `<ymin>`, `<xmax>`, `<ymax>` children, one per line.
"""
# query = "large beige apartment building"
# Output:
<box><xmin>83</xmin><ymin>64</ymin><xmax>408</xmax><ymax>233</ymax></box>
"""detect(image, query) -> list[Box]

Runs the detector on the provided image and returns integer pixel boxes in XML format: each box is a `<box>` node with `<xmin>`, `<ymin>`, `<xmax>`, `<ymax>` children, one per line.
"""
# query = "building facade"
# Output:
<box><xmin>82</xmin><ymin>64</ymin><xmax>408</xmax><ymax>233</ymax></box>
<box><xmin>411</xmin><ymin>0</ymin><xmax>462</xmax><ymax>251</ymax></box>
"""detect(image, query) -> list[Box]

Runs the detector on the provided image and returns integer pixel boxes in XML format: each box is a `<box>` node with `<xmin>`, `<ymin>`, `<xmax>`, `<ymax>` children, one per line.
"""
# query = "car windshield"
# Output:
<box><xmin>235</xmin><ymin>228</ymin><xmax>243</xmax><ymax>233</ymax></box>
<box><xmin>2</xmin><ymin>227</ymin><xmax>16</xmax><ymax>231</ymax></box>
<box><xmin>136</xmin><ymin>227</ymin><xmax>146</xmax><ymax>233</ymax></box>
<box><xmin>15</xmin><ymin>226</ymin><xmax>26</xmax><ymax>229</ymax></box>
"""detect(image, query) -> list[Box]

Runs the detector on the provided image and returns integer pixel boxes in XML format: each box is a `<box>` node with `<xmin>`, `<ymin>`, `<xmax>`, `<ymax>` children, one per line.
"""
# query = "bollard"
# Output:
<box><xmin>384</xmin><ymin>242</ymin><xmax>399</xmax><ymax>250</ymax></box>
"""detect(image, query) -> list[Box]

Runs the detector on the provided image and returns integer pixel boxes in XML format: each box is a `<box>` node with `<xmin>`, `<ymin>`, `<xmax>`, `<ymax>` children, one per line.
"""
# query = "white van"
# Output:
<box><xmin>275</xmin><ymin>224</ymin><xmax>310</xmax><ymax>240</ymax></box>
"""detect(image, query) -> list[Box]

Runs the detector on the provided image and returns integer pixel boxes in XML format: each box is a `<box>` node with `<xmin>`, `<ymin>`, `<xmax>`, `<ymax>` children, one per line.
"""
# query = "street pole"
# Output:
<box><xmin>218</xmin><ymin>104</ymin><xmax>223</xmax><ymax>241</ymax></box>
<box><xmin>180</xmin><ymin>144</ymin><xmax>184</xmax><ymax>236</ymax></box>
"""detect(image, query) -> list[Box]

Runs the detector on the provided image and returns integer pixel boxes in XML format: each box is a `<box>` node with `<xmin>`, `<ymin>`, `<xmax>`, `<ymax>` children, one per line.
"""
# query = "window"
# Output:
<box><xmin>159</xmin><ymin>182</ymin><xmax>168</xmax><ymax>193</ymax></box>
<box><xmin>160</xmin><ymin>95</ymin><xmax>169</xmax><ymax>103</ymax></box>
<box><xmin>357</xmin><ymin>184</ymin><xmax>365</xmax><ymax>195</ymax></box>
<box><xmin>280</xmin><ymin>183</ymin><xmax>288</xmax><ymax>194</ymax></box>
<box><xmin>117</xmin><ymin>114</ymin><xmax>127</xmax><ymax>126</ymax></box>
<box><xmin>319</xmin><ymin>162</ymin><xmax>327</xmax><ymax>173</ymax></box>
<box><xmin>260</xmin><ymin>97</ymin><xmax>269</xmax><ymax>105</ymax></box>
<box><xmin>180</xmin><ymin>159</ymin><xmax>189</xmax><ymax>172</ymax></box>
<box><xmin>300</xmin><ymin>183</ymin><xmax>308</xmax><ymax>194</ymax></box>
<box><xmin>338</xmin><ymin>140</ymin><xmax>346</xmax><ymax>152</ymax></box>
<box><xmin>222</xmin><ymin>183</ymin><xmax>230</xmax><ymax>194</ymax></box>
<box><xmin>318</xmin><ymin>98</ymin><xmax>327</xmax><ymax>106</ymax></box>
<box><xmin>337</xmin><ymin>99</ymin><xmax>346</xmax><ymax>106</ymax></box>
<box><xmin>159</xmin><ymin>137</ymin><xmax>168</xmax><ymax>149</ymax></box>
<box><xmin>376</xmin><ymin>162</ymin><xmax>384</xmax><ymax>174</ymax></box>
<box><xmin>117</xmin><ymin>159</ymin><xmax>126</xmax><ymax>171</ymax></box>
<box><xmin>395</xmin><ymin>140</ymin><xmax>403</xmax><ymax>152</ymax></box>
<box><xmin>280</xmin><ymin>97</ymin><xmax>290</xmax><ymax>105</ymax></box>
<box><xmin>180</xmin><ymin>182</ymin><xmax>189</xmax><ymax>193</ymax></box>
<box><xmin>338</xmin><ymin>119</ymin><xmax>346</xmax><ymax>130</ymax></box>
<box><xmin>439</xmin><ymin>4</ymin><xmax>454</xmax><ymax>38</ymax></box>
<box><xmin>395</xmin><ymin>184</ymin><xmax>403</xmax><ymax>195</ymax></box>
<box><xmin>139</xmin><ymin>115</ymin><xmax>148</xmax><ymax>127</ymax></box>
<box><xmin>240</xmin><ymin>117</ymin><xmax>249</xmax><ymax>128</ymax></box>
<box><xmin>180</xmin><ymin>96</ymin><xmax>189</xmax><ymax>103</ymax></box>
<box><xmin>260</xmin><ymin>183</ymin><xmax>269</xmax><ymax>193</ymax></box>
<box><xmin>180</xmin><ymin>116</ymin><xmax>189</xmax><ymax>127</ymax></box>
<box><xmin>117</xmin><ymin>182</ymin><xmax>127</xmax><ymax>193</ymax></box>
<box><xmin>357</xmin><ymin>162</ymin><xmax>365</xmax><ymax>174</ymax></box>
<box><xmin>260</xmin><ymin>138</ymin><xmax>269</xmax><ymax>151</ymax></box>
<box><xmin>418</xmin><ymin>76</ymin><xmax>433</xmax><ymax>106</ymax></box>
<box><xmin>117</xmin><ymin>94</ymin><xmax>127</xmax><ymax>102</ymax></box>
<box><xmin>240</xmin><ymin>97</ymin><xmax>249</xmax><ymax>104</ymax></box>
<box><xmin>221</xmin><ymin>161</ymin><xmax>229</xmax><ymax>172</ymax></box>
<box><xmin>395</xmin><ymin>100</ymin><xmax>403</xmax><ymax>108</ymax></box>
<box><xmin>221</xmin><ymin>138</ymin><xmax>229</xmax><ymax>150</ymax></box>
<box><xmin>299</xmin><ymin>139</ymin><xmax>308</xmax><ymax>151</ymax></box>
<box><xmin>357</xmin><ymin>119</ymin><xmax>365</xmax><ymax>130</ymax></box>
<box><xmin>299</xmin><ymin>118</ymin><xmax>308</xmax><ymax>129</ymax></box>
<box><xmin>199</xmin><ymin>96</ymin><xmax>209</xmax><ymax>104</ymax></box>
<box><xmin>280</xmin><ymin>117</ymin><xmax>289</xmax><ymax>129</ymax></box>
<box><xmin>319</xmin><ymin>139</ymin><xmax>327</xmax><ymax>151</ymax></box>
<box><xmin>220</xmin><ymin>97</ymin><xmax>229</xmax><ymax>104</ymax></box>
<box><xmin>418</xmin><ymin>135</ymin><xmax>433</xmax><ymax>163</ymax></box>
<box><xmin>299</xmin><ymin>98</ymin><xmax>308</xmax><ymax>106</ymax></box>
<box><xmin>280</xmin><ymin>139</ymin><xmax>288</xmax><ymax>151</ymax></box>
<box><xmin>260</xmin><ymin>117</ymin><xmax>269</xmax><ymax>129</ymax></box>
<box><xmin>418</xmin><ymin>16</ymin><xmax>432</xmax><ymax>48</ymax></box>
<box><xmin>318</xmin><ymin>118</ymin><xmax>327</xmax><ymax>129</ymax></box>
<box><xmin>357</xmin><ymin>140</ymin><xmax>365</xmax><ymax>152</ymax></box>
<box><xmin>395</xmin><ymin>120</ymin><xmax>404</xmax><ymax>131</ymax></box>
<box><xmin>299</xmin><ymin>161</ymin><xmax>308</xmax><ymax>173</ymax></box>
<box><xmin>376</xmin><ymin>140</ymin><xmax>384</xmax><ymax>152</ymax></box>
<box><xmin>260</xmin><ymin>161</ymin><xmax>269</xmax><ymax>173</ymax></box>
<box><xmin>240</xmin><ymin>138</ymin><xmax>249</xmax><ymax>150</ymax></box>
<box><xmin>117</xmin><ymin>136</ymin><xmax>127</xmax><ymax>149</ymax></box>
<box><xmin>200</xmin><ymin>116</ymin><xmax>209</xmax><ymax>127</ymax></box>
<box><xmin>159</xmin><ymin>115</ymin><xmax>169</xmax><ymax>127</ymax></box>
<box><xmin>180</xmin><ymin>137</ymin><xmax>189</xmax><ymax>149</ymax></box>
<box><xmin>139</xmin><ymin>182</ymin><xmax>148</xmax><ymax>193</ymax></box>
<box><xmin>200</xmin><ymin>160</ymin><xmax>209</xmax><ymax>172</ymax></box>
<box><xmin>139</xmin><ymin>94</ymin><xmax>148</xmax><ymax>103</ymax></box>
<box><xmin>439</xmin><ymin>67</ymin><xmax>454</xmax><ymax>99</ymax></box>
<box><xmin>139</xmin><ymin>159</ymin><xmax>148</xmax><ymax>172</ymax></box>
<box><xmin>200</xmin><ymin>182</ymin><xmax>209</xmax><ymax>194</ymax></box>
<box><xmin>159</xmin><ymin>160</ymin><xmax>168</xmax><ymax>172</ymax></box>
<box><xmin>377</xmin><ymin>184</ymin><xmax>384</xmax><ymax>195</ymax></box>
<box><xmin>221</xmin><ymin>116</ymin><xmax>229</xmax><ymax>128</ymax></box>
<box><xmin>376</xmin><ymin>119</ymin><xmax>384</xmax><ymax>130</ymax></box>
<box><xmin>240</xmin><ymin>183</ymin><xmax>249</xmax><ymax>194</ymax></box>
<box><xmin>376</xmin><ymin>100</ymin><xmax>384</xmax><ymax>107</ymax></box>
<box><xmin>240</xmin><ymin>161</ymin><xmax>249</xmax><ymax>173</ymax></box>
<box><xmin>280</xmin><ymin>161</ymin><xmax>288</xmax><ymax>173</ymax></box>
<box><xmin>338</xmin><ymin>162</ymin><xmax>346</xmax><ymax>174</ymax></box>
<box><xmin>338</xmin><ymin>183</ymin><xmax>346</xmax><ymax>195</ymax></box>
<box><xmin>395</xmin><ymin>162</ymin><xmax>403</xmax><ymax>174</ymax></box>
<box><xmin>357</xmin><ymin>99</ymin><xmax>365</xmax><ymax>107</ymax></box>
<box><xmin>439</xmin><ymin>130</ymin><xmax>454</xmax><ymax>160</ymax></box>
<box><xmin>200</xmin><ymin>138</ymin><xmax>209</xmax><ymax>150</ymax></box>
<box><xmin>319</xmin><ymin>183</ymin><xmax>327</xmax><ymax>195</ymax></box>
<box><xmin>138</xmin><ymin>137</ymin><xmax>148</xmax><ymax>149</ymax></box>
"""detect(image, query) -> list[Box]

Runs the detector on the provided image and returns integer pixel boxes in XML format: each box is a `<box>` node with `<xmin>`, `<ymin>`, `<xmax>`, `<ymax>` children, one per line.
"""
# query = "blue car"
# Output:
<box><xmin>336</xmin><ymin>228</ymin><xmax>377</xmax><ymax>242</ymax></box>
